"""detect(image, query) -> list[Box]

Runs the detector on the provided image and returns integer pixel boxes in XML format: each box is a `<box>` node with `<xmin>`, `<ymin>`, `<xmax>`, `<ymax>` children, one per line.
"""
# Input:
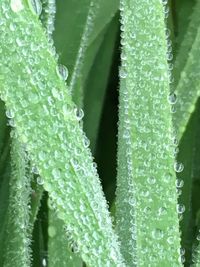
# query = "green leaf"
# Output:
<box><xmin>176</xmin><ymin>102</ymin><xmax>200</xmax><ymax>265</ymax></box>
<box><xmin>84</xmin><ymin>14</ymin><xmax>119</xmax><ymax>153</ymax></box>
<box><xmin>173</xmin><ymin>0</ymin><xmax>200</xmax><ymax>138</ymax></box>
<box><xmin>3</xmin><ymin>136</ymin><xmax>32</xmax><ymax>267</ymax></box>
<box><xmin>173</xmin><ymin>0</ymin><xmax>196</xmax><ymax>54</ymax></box>
<box><xmin>0</xmin><ymin>2</ymin><xmax>124</xmax><ymax>266</ymax></box>
<box><xmin>0</xmin><ymin>159</ymin><xmax>10</xmax><ymax>267</ymax></box>
<box><xmin>48</xmin><ymin>201</ymin><xmax>82</xmax><ymax>267</ymax></box>
<box><xmin>115</xmin><ymin>0</ymin><xmax>181</xmax><ymax>265</ymax></box>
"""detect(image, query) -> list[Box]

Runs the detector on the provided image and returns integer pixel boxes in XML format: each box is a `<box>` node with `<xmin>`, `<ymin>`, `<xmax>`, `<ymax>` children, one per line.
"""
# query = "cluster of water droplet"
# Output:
<box><xmin>0</xmin><ymin>1</ymin><xmax>125</xmax><ymax>266</ymax></box>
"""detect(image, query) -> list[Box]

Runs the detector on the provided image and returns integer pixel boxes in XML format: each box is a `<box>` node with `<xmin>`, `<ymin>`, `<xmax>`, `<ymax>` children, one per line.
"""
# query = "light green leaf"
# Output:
<box><xmin>3</xmin><ymin>136</ymin><xmax>32</xmax><ymax>267</ymax></box>
<box><xmin>0</xmin><ymin>2</ymin><xmax>124</xmax><ymax>266</ymax></box>
<box><xmin>116</xmin><ymin>0</ymin><xmax>181</xmax><ymax>265</ymax></box>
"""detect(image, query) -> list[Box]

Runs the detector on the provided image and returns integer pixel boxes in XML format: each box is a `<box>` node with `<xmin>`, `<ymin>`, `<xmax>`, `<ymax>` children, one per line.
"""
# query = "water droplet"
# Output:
<box><xmin>174</xmin><ymin>162</ymin><xmax>184</xmax><ymax>173</ymax></box>
<box><xmin>28</xmin><ymin>0</ymin><xmax>42</xmax><ymax>16</ymax></box>
<box><xmin>180</xmin><ymin>248</ymin><xmax>185</xmax><ymax>256</ymax></box>
<box><xmin>28</xmin><ymin>92</ymin><xmax>39</xmax><ymax>104</ymax></box>
<box><xmin>167</xmin><ymin>236</ymin><xmax>174</xmax><ymax>244</ymax></box>
<box><xmin>51</xmin><ymin>88</ymin><xmax>63</xmax><ymax>100</ymax></box>
<box><xmin>32</xmin><ymin>166</ymin><xmax>39</xmax><ymax>175</ymax></box>
<box><xmin>152</xmin><ymin>228</ymin><xmax>164</xmax><ymax>240</ymax></box>
<box><xmin>176</xmin><ymin>179</ymin><xmax>184</xmax><ymax>188</ymax></box>
<box><xmin>158</xmin><ymin>206</ymin><xmax>167</xmax><ymax>216</ymax></box>
<box><xmin>6</xmin><ymin>109</ymin><xmax>14</xmax><ymax>119</ymax></box>
<box><xmin>37</xmin><ymin>176</ymin><xmax>44</xmax><ymax>185</ymax></box>
<box><xmin>74</xmin><ymin>108</ymin><xmax>84</xmax><ymax>121</ymax></box>
<box><xmin>10</xmin><ymin>0</ymin><xmax>24</xmax><ymax>12</ymax></box>
<box><xmin>163</xmin><ymin>173</ymin><xmax>172</xmax><ymax>183</ymax></box>
<box><xmin>38</xmin><ymin>151</ymin><xmax>47</xmax><ymax>161</ymax></box>
<box><xmin>197</xmin><ymin>234</ymin><xmax>200</xmax><ymax>241</ymax></box>
<box><xmin>56</xmin><ymin>65</ymin><xmax>68</xmax><ymax>81</ymax></box>
<box><xmin>119</xmin><ymin>69</ymin><xmax>127</xmax><ymax>79</ymax></box>
<box><xmin>177</xmin><ymin>204</ymin><xmax>185</xmax><ymax>214</ymax></box>
<box><xmin>170</xmin><ymin>105</ymin><xmax>176</xmax><ymax>113</ymax></box>
<box><xmin>70</xmin><ymin>158</ymin><xmax>80</xmax><ymax>171</ymax></box>
<box><xmin>42</xmin><ymin>258</ymin><xmax>47</xmax><ymax>267</ymax></box>
<box><xmin>52</xmin><ymin>168</ymin><xmax>61</xmax><ymax>179</ymax></box>
<box><xmin>143</xmin><ymin>206</ymin><xmax>151</xmax><ymax>214</ymax></box>
<box><xmin>83</xmin><ymin>136</ymin><xmax>90</xmax><ymax>148</ymax></box>
<box><xmin>168</xmin><ymin>93</ymin><xmax>177</xmax><ymax>105</ymax></box>
<box><xmin>147</xmin><ymin>176</ymin><xmax>156</xmax><ymax>185</ymax></box>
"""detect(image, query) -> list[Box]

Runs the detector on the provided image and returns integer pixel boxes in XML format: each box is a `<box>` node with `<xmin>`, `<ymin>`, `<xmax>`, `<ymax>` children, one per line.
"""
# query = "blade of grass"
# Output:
<box><xmin>189</xmin><ymin>100</ymin><xmax>200</xmax><ymax>266</ymax></box>
<box><xmin>173</xmin><ymin>0</ymin><xmax>196</xmax><ymax>55</ymax></box>
<box><xmin>0</xmin><ymin>101</ymin><xmax>7</xmax><ymax>155</ymax></box>
<box><xmin>176</xmin><ymin>100</ymin><xmax>200</xmax><ymax>265</ymax></box>
<box><xmin>174</xmin><ymin>25</ymin><xmax>200</xmax><ymax>139</ymax></box>
<box><xmin>41</xmin><ymin>2</ymin><xmax>84</xmax><ymax>264</ymax></box>
<box><xmin>0</xmin><ymin>2</ymin><xmax>125</xmax><ymax>266</ymax></box>
<box><xmin>115</xmin><ymin>0</ymin><xmax>181</xmax><ymax>265</ymax></box>
<box><xmin>3</xmin><ymin>135</ymin><xmax>32</xmax><ymax>267</ymax></box>
<box><xmin>172</xmin><ymin>0</ymin><xmax>200</xmax><ymax>139</ymax></box>
<box><xmin>0</xmin><ymin>159</ymin><xmax>10</xmax><ymax>267</ymax></box>
<box><xmin>48</xmin><ymin>204</ymin><xmax>82</xmax><ymax>267</ymax></box>
<box><xmin>84</xmin><ymin>14</ymin><xmax>119</xmax><ymax>153</ymax></box>
<box><xmin>31</xmin><ymin>193</ymin><xmax>48</xmax><ymax>267</ymax></box>
<box><xmin>173</xmin><ymin>0</ymin><xmax>200</xmax><ymax>86</ymax></box>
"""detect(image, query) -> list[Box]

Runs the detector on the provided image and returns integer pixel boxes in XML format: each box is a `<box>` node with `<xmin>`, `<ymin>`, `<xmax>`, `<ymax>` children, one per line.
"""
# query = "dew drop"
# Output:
<box><xmin>180</xmin><ymin>248</ymin><xmax>185</xmax><ymax>256</ymax></box>
<box><xmin>197</xmin><ymin>234</ymin><xmax>200</xmax><ymax>241</ymax></box>
<box><xmin>170</xmin><ymin>105</ymin><xmax>176</xmax><ymax>113</ymax></box>
<box><xmin>74</xmin><ymin>108</ymin><xmax>84</xmax><ymax>121</ymax></box>
<box><xmin>158</xmin><ymin>206</ymin><xmax>167</xmax><ymax>216</ymax></box>
<box><xmin>143</xmin><ymin>206</ymin><xmax>151</xmax><ymax>215</ymax></box>
<box><xmin>168</xmin><ymin>93</ymin><xmax>177</xmax><ymax>105</ymax></box>
<box><xmin>119</xmin><ymin>69</ymin><xmax>127</xmax><ymax>79</ymax></box>
<box><xmin>32</xmin><ymin>166</ymin><xmax>39</xmax><ymax>175</ymax></box>
<box><xmin>167</xmin><ymin>235</ymin><xmax>174</xmax><ymax>244</ymax></box>
<box><xmin>6</xmin><ymin>109</ymin><xmax>14</xmax><ymax>119</ymax></box>
<box><xmin>52</xmin><ymin>168</ymin><xmax>61</xmax><ymax>179</ymax></box>
<box><xmin>10</xmin><ymin>0</ymin><xmax>24</xmax><ymax>12</ymax></box>
<box><xmin>28</xmin><ymin>92</ymin><xmax>39</xmax><ymax>104</ymax></box>
<box><xmin>176</xmin><ymin>179</ymin><xmax>184</xmax><ymax>188</ymax></box>
<box><xmin>163</xmin><ymin>173</ymin><xmax>172</xmax><ymax>183</ymax></box>
<box><xmin>37</xmin><ymin>176</ymin><xmax>44</xmax><ymax>185</ymax></box>
<box><xmin>38</xmin><ymin>151</ymin><xmax>47</xmax><ymax>161</ymax></box>
<box><xmin>70</xmin><ymin>158</ymin><xmax>80</xmax><ymax>171</ymax></box>
<box><xmin>177</xmin><ymin>204</ymin><xmax>185</xmax><ymax>214</ymax></box>
<box><xmin>42</xmin><ymin>258</ymin><xmax>47</xmax><ymax>267</ymax></box>
<box><xmin>147</xmin><ymin>176</ymin><xmax>156</xmax><ymax>185</ymax></box>
<box><xmin>51</xmin><ymin>88</ymin><xmax>63</xmax><ymax>100</ymax></box>
<box><xmin>152</xmin><ymin>228</ymin><xmax>164</xmax><ymax>240</ymax></box>
<box><xmin>56</xmin><ymin>65</ymin><xmax>68</xmax><ymax>81</ymax></box>
<box><xmin>28</xmin><ymin>0</ymin><xmax>42</xmax><ymax>16</ymax></box>
<box><xmin>83</xmin><ymin>136</ymin><xmax>90</xmax><ymax>148</ymax></box>
<box><xmin>174</xmin><ymin>161</ymin><xmax>184</xmax><ymax>173</ymax></box>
